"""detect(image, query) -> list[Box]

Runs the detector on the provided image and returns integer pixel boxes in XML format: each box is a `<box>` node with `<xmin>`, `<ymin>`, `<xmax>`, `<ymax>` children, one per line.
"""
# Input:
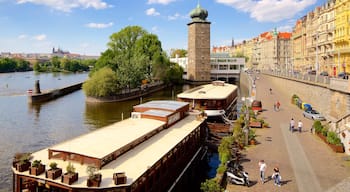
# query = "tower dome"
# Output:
<box><xmin>189</xmin><ymin>3</ymin><xmax>208</xmax><ymax>22</ymax></box>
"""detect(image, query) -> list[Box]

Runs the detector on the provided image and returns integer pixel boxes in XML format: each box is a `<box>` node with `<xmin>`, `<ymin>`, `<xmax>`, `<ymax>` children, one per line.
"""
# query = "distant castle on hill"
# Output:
<box><xmin>52</xmin><ymin>47</ymin><xmax>70</xmax><ymax>55</ymax></box>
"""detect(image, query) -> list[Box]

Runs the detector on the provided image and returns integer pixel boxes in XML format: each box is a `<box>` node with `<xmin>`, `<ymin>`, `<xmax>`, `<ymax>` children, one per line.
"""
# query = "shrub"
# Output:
<box><xmin>49</xmin><ymin>162</ymin><xmax>58</xmax><ymax>170</ymax></box>
<box><xmin>218</xmin><ymin>136</ymin><xmax>233</xmax><ymax>164</ymax></box>
<box><xmin>87</xmin><ymin>165</ymin><xmax>98</xmax><ymax>179</ymax></box>
<box><xmin>216</xmin><ymin>163</ymin><xmax>226</xmax><ymax>174</ymax></box>
<box><xmin>19</xmin><ymin>153</ymin><xmax>32</xmax><ymax>164</ymax></box>
<box><xmin>327</xmin><ymin>131</ymin><xmax>342</xmax><ymax>146</ymax></box>
<box><xmin>313</xmin><ymin>120</ymin><xmax>323</xmax><ymax>134</ymax></box>
<box><xmin>200</xmin><ymin>178</ymin><xmax>223</xmax><ymax>192</ymax></box>
<box><xmin>248</xmin><ymin>129</ymin><xmax>257</xmax><ymax>141</ymax></box>
<box><xmin>232</xmin><ymin>122</ymin><xmax>244</xmax><ymax>146</ymax></box>
<box><xmin>321</xmin><ymin>126</ymin><xmax>328</xmax><ymax>136</ymax></box>
<box><xmin>82</xmin><ymin>67</ymin><xmax>120</xmax><ymax>97</ymax></box>
<box><xmin>31</xmin><ymin>160</ymin><xmax>41</xmax><ymax>167</ymax></box>
<box><xmin>66</xmin><ymin>162</ymin><xmax>75</xmax><ymax>174</ymax></box>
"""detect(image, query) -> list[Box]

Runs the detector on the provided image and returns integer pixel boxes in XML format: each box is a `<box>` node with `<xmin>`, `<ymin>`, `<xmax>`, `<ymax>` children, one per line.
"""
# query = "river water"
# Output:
<box><xmin>0</xmin><ymin>71</ymin><xmax>248</xmax><ymax>191</ymax></box>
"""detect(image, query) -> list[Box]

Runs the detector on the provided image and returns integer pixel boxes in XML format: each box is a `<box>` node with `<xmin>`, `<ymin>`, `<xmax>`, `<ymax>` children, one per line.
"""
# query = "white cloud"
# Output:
<box><xmin>18</xmin><ymin>34</ymin><xmax>28</xmax><ymax>39</ymax></box>
<box><xmin>168</xmin><ymin>13</ymin><xmax>186</xmax><ymax>20</ymax></box>
<box><xmin>16</xmin><ymin>0</ymin><xmax>110</xmax><ymax>12</ymax></box>
<box><xmin>33</xmin><ymin>34</ymin><xmax>46</xmax><ymax>41</ymax></box>
<box><xmin>146</xmin><ymin>8</ymin><xmax>160</xmax><ymax>16</ymax></box>
<box><xmin>147</xmin><ymin>0</ymin><xmax>176</xmax><ymax>5</ymax></box>
<box><xmin>151</xmin><ymin>26</ymin><xmax>159</xmax><ymax>33</ymax></box>
<box><xmin>85</xmin><ymin>22</ymin><xmax>113</xmax><ymax>28</ymax></box>
<box><xmin>216</xmin><ymin>0</ymin><xmax>317</xmax><ymax>22</ymax></box>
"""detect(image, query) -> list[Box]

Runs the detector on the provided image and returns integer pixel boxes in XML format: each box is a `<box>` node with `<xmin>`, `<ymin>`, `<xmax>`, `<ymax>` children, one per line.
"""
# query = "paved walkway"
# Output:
<box><xmin>226</xmin><ymin>74</ymin><xmax>350</xmax><ymax>192</ymax></box>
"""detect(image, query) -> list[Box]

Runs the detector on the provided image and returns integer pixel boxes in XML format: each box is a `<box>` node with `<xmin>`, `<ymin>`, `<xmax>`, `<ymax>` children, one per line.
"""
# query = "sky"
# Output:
<box><xmin>0</xmin><ymin>0</ymin><xmax>328</xmax><ymax>56</ymax></box>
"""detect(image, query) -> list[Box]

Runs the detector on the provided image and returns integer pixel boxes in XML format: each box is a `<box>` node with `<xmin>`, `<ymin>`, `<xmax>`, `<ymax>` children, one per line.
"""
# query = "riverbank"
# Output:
<box><xmin>85</xmin><ymin>81</ymin><xmax>167</xmax><ymax>103</ymax></box>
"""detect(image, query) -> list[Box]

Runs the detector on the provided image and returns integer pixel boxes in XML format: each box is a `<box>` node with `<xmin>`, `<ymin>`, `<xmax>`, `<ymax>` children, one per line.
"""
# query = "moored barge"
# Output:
<box><xmin>177</xmin><ymin>81</ymin><xmax>238</xmax><ymax>147</ymax></box>
<box><xmin>12</xmin><ymin>100</ymin><xmax>207</xmax><ymax>192</ymax></box>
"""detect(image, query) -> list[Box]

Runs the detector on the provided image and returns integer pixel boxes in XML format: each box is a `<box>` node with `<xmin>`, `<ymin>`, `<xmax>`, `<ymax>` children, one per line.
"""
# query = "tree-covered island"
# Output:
<box><xmin>82</xmin><ymin>26</ymin><xmax>184</xmax><ymax>98</ymax></box>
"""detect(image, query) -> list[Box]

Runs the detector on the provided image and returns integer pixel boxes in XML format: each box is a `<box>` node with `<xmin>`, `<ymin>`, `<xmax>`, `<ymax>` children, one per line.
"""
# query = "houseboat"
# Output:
<box><xmin>177</xmin><ymin>81</ymin><xmax>238</xmax><ymax>146</ymax></box>
<box><xmin>12</xmin><ymin>100</ymin><xmax>207</xmax><ymax>192</ymax></box>
<box><xmin>177</xmin><ymin>81</ymin><xmax>238</xmax><ymax>121</ymax></box>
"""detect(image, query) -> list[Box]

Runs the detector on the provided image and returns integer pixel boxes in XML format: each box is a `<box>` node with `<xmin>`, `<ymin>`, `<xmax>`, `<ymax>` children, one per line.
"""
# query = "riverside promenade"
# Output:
<box><xmin>227</xmin><ymin>73</ymin><xmax>350</xmax><ymax>192</ymax></box>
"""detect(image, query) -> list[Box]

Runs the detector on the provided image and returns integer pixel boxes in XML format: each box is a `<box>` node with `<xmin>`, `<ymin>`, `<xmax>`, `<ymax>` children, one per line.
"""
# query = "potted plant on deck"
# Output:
<box><xmin>15</xmin><ymin>153</ymin><xmax>32</xmax><ymax>172</ymax></box>
<box><xmin>86</xmin><ymin>165</ymin><xmax>102</xmax><ymax>187</ymax></box>
<box><xmin>61</xmin><ymin>162</ymin><xmax>78</xmax><ymax>185</ymax></box>
<box><xmin>46</xmin><ymin>162</ymin><xmax>62</xmax><ymax>180</ymax></box>
<box><xmin>29</xmin><ymin>160</ymin><xmax>45</xmax><ymax>176</ymax></box>
<box><xmin>248</xmin><ymin>129</ymin><xmax>257</xmax><ymax>145</ymax></box>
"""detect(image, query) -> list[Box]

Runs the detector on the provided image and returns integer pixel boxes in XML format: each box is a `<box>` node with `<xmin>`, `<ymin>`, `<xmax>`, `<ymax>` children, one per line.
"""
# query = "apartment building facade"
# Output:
<box><xmin>335</xmin><ymin>0</ymin><xmax>350</xmax><ymax>74</ymax></box>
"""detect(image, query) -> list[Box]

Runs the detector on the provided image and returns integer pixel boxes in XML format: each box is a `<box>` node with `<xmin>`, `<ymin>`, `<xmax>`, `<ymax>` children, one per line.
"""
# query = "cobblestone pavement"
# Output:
<box><xmin>226</xmin><ymin>74</ymin><xmax>350</xmax><ymax>192</ymax></box>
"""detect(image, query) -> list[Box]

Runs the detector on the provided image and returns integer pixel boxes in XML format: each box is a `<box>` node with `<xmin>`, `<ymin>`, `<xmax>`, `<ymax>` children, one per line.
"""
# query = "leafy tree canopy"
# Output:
<box><xmin>85</xmin><ymin>25</ymin><xmax>183</xmax><ymax>97</ymax></box>
<box><xmin>170</xmin><ymin>49</ymin><xmax>187</xmax><ymax>58</ymax></box>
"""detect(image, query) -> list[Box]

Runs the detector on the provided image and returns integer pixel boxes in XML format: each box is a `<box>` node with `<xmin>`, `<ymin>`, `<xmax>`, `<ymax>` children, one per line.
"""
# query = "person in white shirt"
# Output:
<box><xmin>259</xmin><ymin>160</ymin><xmax>267</xmax><ymax>184</ymax></box>
<box><xmin>290</xmin><ymin>118</ymin><xmax>295</xmax><ymax>132</ymax></box>
<box><xmin>298</xmin><ymin>120</ymin><xmax>303</xmax><ymax>133</ymax></box>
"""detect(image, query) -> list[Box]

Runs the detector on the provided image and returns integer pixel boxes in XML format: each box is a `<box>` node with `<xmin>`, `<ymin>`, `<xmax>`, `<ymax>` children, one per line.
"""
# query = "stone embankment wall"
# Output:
<box><xmin>264</xmin><ymin>75</ymin><xmax>350</xmax><ymax>121</ymax></box>
<box><xmin>28</xmin><ymin>83</ymin><xmax>83</xmax><ymax>103</ymax></box>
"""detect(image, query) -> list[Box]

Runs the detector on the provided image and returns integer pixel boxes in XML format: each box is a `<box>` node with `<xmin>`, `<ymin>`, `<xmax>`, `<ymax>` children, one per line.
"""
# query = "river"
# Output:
<box><xmin>0</xmin><ymin>71</ymin><xmax>248</xmax><ymax>191</ymax></box>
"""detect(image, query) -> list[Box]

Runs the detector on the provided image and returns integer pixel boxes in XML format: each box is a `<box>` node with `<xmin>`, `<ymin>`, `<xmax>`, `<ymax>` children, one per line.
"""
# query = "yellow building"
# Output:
<box><xmin>317</xmin><ymin>0</ymin><xmax>335</xmax><ymax>75</ymax></box>
<box><xmin>335</xmin><ymin>0</ymin><xmax>350</xmax><ymax>75</ymax></box>
<box><xmin>292</xmin><ymin>16</ymin><xmax>307</xmax><ymax>71</ymax></box>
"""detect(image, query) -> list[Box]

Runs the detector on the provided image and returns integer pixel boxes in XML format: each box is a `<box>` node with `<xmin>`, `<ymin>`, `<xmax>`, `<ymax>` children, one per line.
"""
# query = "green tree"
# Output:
<box><xmin>94</xmin><ymin>49</ymin><xmax>115</xmax><ymax>71</ymax></box>
<box><xmin>82</xmin><ymin>67</ymin><xmax>120</xmax><ymax>97</ymax></box>
<box><xmin>152</xmin><ymin>54</ymin><xmax>169</xmax><ymax>81</ymax></box>
<box><xmin>165</xmin><ymin>62</ymin><xmax>184</xmax><ymax>84</ymax></box>
<box><xmin>51</xmin><ymin>56</ymin><xmax>61</xmax><ymax>71</ymax></box>
<box><xmin>15</xmin><ymin>59</ymin><xmax>31</xmax><ymax>71</ymax></box>
<box><xmin>135</xmin><ymin>34</ymin><xmax>163</xmax><ymax>79</ymax></box>
<box><xmin>170</xmin><ymin>49</ymin><xmax>187</xmax><ymax>58</ymax></box>
<box><xmin>33</xmin><ymin>62</ymin><xmax>41</xmax><ymax>72</ymax></box>
<box><xmin>0</xmin><ymin>58</ymin><xmax>16</xmax><ymax>72</ymax></box>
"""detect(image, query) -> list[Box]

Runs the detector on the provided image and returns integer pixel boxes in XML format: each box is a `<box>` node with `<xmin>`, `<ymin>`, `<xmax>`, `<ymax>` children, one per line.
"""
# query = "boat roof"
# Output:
<box><xmin>49</xmin><ymin>118</ymin><xmax>165</xmax><ymax>159</ymax></box>
<box><xmin>142</xmin><ymin>109</ymin><xmax>173</xmax><ymax>117</ymax></box>
<box><xmin>20</xmin><ymin>115</ymin><xmax>203</xmax><ymax>188</ymax></box>
<box><xmin>134</xmin><ymin>100</ymin><xmax>188</xmax><ymax>111</ymax></box>
<box><xmin>177</xmin><ymin>82</ymin><xmax>237</xmax><ymax>100</ymax></box>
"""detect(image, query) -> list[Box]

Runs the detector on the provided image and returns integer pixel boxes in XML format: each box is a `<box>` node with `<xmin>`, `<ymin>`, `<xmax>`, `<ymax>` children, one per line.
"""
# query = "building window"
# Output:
<box><xmin>219</xmin><ymin>65</ymin><xmax>227</xmax><ymax>70</ymax></box>
<box><xmin>230</xmin><ymin>65</ymin><xmax>237</xmax><ymax>70</ymax></box>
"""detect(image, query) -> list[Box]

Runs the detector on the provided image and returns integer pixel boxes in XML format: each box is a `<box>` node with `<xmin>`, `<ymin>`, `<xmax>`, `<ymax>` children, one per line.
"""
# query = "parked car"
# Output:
<box><xmin>320</xmin><ymin>71</ymin><xmax>328</xmax><ymax>76</ymax></box>
<box><xmin>302</xmin><ymin>109</ymin><xmax>326</xmax><ymax>121</ymax></box>
<box><xmin>337</xmin><ymin>72</ymin><xmax>350</xmax><ymax>79</ymax></box>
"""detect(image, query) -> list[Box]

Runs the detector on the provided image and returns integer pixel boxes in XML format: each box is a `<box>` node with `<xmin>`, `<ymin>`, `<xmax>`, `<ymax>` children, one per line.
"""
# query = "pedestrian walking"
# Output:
<box><xmin>271</xmin><ymin>167</ymin><xmax>282</xmax><ymax>187</ymax></box>
<box><xmin>259</xmin><ymin>160</ymin><xmax>267</xmax><ymax>184</ymax></box>
<box><xmin>269</xmin><ymin>88</ymin><xmax>272</xmax><ymax>94</ymax></box>
<box><xmin>290</xmin><ymin>118</ymin><xmax>295</xmax><ymax>132</ymax></box>
<box><xmin>276</xmin><ymin>101</ymin><xmax>280</xmax><ymax>111</ymax></box>
<box><xmin>298</xmin><ymin>120</ymin><xmax>303</xmax><ymax>133</ymax></box>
